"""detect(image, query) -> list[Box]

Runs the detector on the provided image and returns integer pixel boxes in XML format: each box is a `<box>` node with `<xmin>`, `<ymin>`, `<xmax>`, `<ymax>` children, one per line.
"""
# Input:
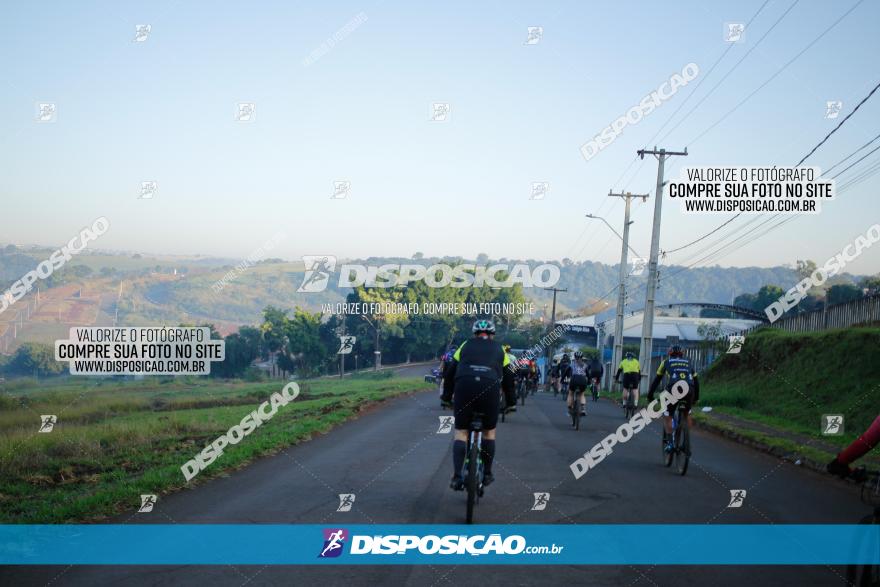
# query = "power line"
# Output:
<box><xmin>662</xmin><ymin>214</ymin><xmax>742</xmax><ymax>255</ymax></box>
<box><xmin>796</xmin><ymin>79</ymin><xmax>880</xmax><ymax>166</ymax></box>
<box><xmin>688</xmin><ymin>0</ymin><xmax>865</xmax><ymax>147</ymax></box>
<box><xmin>823</xmin><ymin>131</ymin><xmax>880</xmax><ymax>175</ymax></box>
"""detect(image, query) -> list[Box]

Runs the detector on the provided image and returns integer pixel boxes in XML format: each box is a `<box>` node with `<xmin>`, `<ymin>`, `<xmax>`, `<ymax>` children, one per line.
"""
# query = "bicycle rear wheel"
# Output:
<box><xmin>466</xmin><ymin>439</ymin><xmax>479</xmax><ymax>523</ymax></box>
<box><xmin>663</xmin><ymin>428</ymin><xmax>674</xmax><ymax>468</ymax></box>
<box><xmin>572</xmin><ymin>403</ymin><xmax>580</xmax><ymax>430</ymax></box>
<box><xmin>676</xmin><ymin>419</ymin><xmax>690</xmax><ymax>476</ymax></box>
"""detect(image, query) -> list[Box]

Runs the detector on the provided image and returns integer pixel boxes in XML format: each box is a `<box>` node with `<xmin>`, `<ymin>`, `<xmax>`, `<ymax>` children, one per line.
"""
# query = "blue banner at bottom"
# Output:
<box><xmin>1</xmin><ymin>525</ymin><xmax>878</xmax><ymax>565</ymax></box>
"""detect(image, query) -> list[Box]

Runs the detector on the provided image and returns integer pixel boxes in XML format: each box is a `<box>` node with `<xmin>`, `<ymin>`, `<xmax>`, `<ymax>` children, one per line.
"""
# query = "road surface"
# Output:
<box><xmin>1</xmin><ymin>377</ymin><xmax>866</xmax><ymax>586</ymax></box>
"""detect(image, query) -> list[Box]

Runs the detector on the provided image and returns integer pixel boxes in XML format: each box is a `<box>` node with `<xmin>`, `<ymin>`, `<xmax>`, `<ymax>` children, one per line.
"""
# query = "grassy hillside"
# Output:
<box><xmin>0</xmin><ymin>374</ymin><xmax>430</xmax><ymax>523</ymax></box>
<box><xmin>701</xmin><ymin>327</ymin><xmax>880</xmax><ymax>449</ymax></box>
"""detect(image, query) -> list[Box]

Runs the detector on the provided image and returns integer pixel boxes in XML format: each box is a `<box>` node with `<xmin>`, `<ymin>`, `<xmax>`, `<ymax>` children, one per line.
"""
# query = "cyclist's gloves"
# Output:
<box><xmin>826</xmin><ymin>455</ymin><xmax>851</xmax><ymax>478</ymax></box>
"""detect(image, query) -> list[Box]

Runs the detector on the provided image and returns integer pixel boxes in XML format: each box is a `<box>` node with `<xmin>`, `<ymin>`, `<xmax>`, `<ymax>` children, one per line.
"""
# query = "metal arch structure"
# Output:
<box><xmin>626</xmin><ymin>302</ymin><xmax>770</xmax><ymax>323</ymax></box>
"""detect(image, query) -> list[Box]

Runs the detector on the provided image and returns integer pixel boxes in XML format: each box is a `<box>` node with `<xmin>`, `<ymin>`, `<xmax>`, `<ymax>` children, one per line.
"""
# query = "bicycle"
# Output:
<box><xmin>462</xmin><ymin>413</ymin><xmax>487</xmax><ymax>524</ymax></box>
<box><xmin>499</xmin><ymin>391</ymin><xmax>507</xmax><ymax>424</ymax></box>
<box><xmin>590</xmin><ymin>378</ymin><xmax>599</xmax><ymax>402</ymax></box>
<box><xmin>623</xmin><ymin>387</ymin><xmax>637</xmax><ymax>421</ymax></box>
<box><xmin>662</xmin><ymin>401</ymin><xmax>690</xmax><ymax>476</ymax></box>
<box><xmin>517</xmin><ymin>377</ymin><xmax>527</xmax><ymax>406</ymax></box>
<box><xmin>847</xmin><ymin>467</ymin><xmax>880</xmax><ymax>586</ymax></box>
<box><xmin>560</xmin><ymin>377</ymin><xmax>570</xmax><ymax>401</ymax></box>
<box><xmin>568</xmin><ymin>386</ymin><xmax>585</xmax><ymax>431</ymax></box>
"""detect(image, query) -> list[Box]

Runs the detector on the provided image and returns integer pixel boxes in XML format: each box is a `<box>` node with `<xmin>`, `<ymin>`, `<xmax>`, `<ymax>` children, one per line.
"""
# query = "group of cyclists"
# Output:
<box><xmin>436</xmin><ymin>318</ymin><xmax>879</xmax><ymax>495</ymax></box>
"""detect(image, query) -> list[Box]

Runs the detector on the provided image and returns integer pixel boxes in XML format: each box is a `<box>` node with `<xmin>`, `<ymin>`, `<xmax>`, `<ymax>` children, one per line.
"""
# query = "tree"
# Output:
<box><xmin>827</xmin><ymin>283</ymin><xmax>862</xmax><ymax>306</ymax></box>
<box><xmin>5</xmin><ymin>343</ymin><xmax>64</xmax><ymax>377</ymax></box>
<box><xmin>859</xmin><ymin>275</ymin><xmax>880</xmax><ymax>296</ymax></box>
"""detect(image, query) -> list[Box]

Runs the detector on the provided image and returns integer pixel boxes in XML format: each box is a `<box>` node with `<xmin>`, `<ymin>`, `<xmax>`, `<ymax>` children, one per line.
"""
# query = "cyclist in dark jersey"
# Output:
<box><xmin>647</xmin><ymin>345</ymin><xmax>699</xmax><ymax>453</ymax></box>
<box><xmin>440</xmin><ymin>319</ymin><xmax>516</xmax><ymax>489</ymax></box>
<box><xmin>827</xmin><ymin>414</ymin><xmax>880</xmax><ymax>478</ymax></box>
<box><xmin>562</xmin><ymin>351</ymin><xmax>590</xmax><ymax>419</ymax></box>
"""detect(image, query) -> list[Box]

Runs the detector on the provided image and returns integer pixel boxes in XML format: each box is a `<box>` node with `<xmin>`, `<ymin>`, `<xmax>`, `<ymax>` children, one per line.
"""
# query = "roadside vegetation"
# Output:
<box><xmin>0</xmin><ymin>373</ymin><xmax>430</xmax><ymax>523</ymax></box>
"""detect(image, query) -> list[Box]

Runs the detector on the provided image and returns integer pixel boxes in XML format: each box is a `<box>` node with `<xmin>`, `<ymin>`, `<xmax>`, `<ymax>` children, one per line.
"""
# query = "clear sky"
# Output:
<box><xmin>2</xmin><ymin>0</ymin><xmax>879</xmax><ymax>274</ymax></box>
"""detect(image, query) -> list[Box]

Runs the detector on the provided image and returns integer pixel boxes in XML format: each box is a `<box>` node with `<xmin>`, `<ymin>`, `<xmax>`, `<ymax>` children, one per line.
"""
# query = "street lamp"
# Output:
<box><xmin>585</xmin><ymin>213</ymin><xmax>641</xmax><ymax>258</ymax></box>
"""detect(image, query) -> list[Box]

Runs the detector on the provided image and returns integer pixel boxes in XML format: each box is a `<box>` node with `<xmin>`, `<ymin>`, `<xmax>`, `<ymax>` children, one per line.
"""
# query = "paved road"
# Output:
<box><xmin>2</xmin><ymin>382</ymin><xmax>867</xmax><ymax>586</ymax></box>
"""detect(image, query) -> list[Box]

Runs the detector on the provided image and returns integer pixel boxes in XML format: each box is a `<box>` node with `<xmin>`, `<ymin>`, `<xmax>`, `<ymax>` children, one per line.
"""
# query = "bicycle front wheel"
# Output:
<box><xmin>676</xmin><ymin>420</ymin><xmax>690</xmax><ymax>476</ymax></box>
<box><xmin>466</xmin><ymin>440</ymin><xmax>479</xmax><ymax>523</ymax></box>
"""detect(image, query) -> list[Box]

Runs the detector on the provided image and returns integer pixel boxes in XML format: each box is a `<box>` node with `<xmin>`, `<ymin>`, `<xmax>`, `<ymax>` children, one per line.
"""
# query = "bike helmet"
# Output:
<box><xmin>625</xmin><ymin>351</ymin><xmax>634</xmax><ymax>360</ymax></box>
<box><xmin>552</xmin><ymin>358</ymin><xmax>559</xmax><ymax>365</ymax></box>
<box><xmin>574</xmin><ymin>351</ymin><xmax>583</xmax><ymax>360</ymax></box>
<box><xmin>502</xmin><ymin>343</ymin><xmax>511</xmax><ymax>352</ymax></box>
<box><xmin>561</xmin><ymin>353</ymin><xmax>570</xmax><ymax>361</ymax></box>
<box><xmin>669</xmin><ymin>344</ymin><xmax>683</xmax><ymax>357</ymax></box>
<box><xmin>472</xmin><ymin>319</ymin><xmax>496</xmax><ymax>335</ymax></box>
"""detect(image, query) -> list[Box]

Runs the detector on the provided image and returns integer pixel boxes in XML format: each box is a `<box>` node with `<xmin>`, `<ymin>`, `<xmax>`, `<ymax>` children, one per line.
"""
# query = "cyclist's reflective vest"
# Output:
<box><xmin>453</xmin><ymin>338</ymin><xmax>509</xmax><ymax>382</ymax></box>
<box><xmin>657</xmin><ymin>357</ymin><xmax>695</xmax><ymax>390</ymax></box>
<box><xmin>619</xmin><ymin>357</ymin><xmax>640</xmax><ymax>373</ymax></box>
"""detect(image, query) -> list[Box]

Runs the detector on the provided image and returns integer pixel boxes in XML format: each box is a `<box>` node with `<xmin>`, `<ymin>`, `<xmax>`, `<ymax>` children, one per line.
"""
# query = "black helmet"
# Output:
<box><xmin>625</xmin><ymin>351</ymin><xmax>634</xmax><ymax>360</ymax></box>
<box><xmin>574</xmin><ymin>351</ymin><xmax>584</xmax><ymax>360</ymax></box>
<box><xmin>472</xmin><ymin>319</ymin><xmax>496</xmax><ymax>335</ymax></box>
<box><xmin>562</xmin><ymin>353</ymin><xmax>570</xmax><ymax>361</ymax></box>
<box><xmin>669</xmin><ymin>344</ymin><xmax>683</xmax><ymax>357</ymax></box>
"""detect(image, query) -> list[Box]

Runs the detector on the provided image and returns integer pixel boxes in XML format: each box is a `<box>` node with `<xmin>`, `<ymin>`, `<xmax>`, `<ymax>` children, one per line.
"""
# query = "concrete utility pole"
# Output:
<box><xmin>543</xmin><ymin>287</ymin><xmax>567</xmax><ymax>363</ymax></box>
<box><xmin>636</xmin><ymin>147</ymin><xmax>687</xmax><ymax>395</ymax></box>
<box><xmin>606</xmin><ymin>191</ymin><xmax>648</xmax><ymax>385</ymax></box>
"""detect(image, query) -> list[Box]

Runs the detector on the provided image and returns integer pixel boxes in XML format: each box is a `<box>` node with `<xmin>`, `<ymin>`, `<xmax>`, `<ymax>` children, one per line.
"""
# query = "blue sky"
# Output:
<box><xmin>2</xmin><ymin>0</ymin><xmax>879</xmax><ymax>274</ymax></box>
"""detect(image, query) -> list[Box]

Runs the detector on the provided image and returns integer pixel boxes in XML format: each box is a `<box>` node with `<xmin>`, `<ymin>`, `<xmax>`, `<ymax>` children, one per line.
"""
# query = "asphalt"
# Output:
<box><xmin>1</xmin><ymin>370</ymin><xmax>869</xmax><ymax>587</ymax></box>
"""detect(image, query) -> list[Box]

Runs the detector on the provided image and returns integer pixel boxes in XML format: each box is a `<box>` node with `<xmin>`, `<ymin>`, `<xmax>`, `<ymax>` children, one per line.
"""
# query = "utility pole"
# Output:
<box><xmin>544</xmin><ymin>287</ymin><xmax>567</xmax><ymax>365</ymax></box>
<box><xmin>636</xmin><ymin>146</ymin><xmax>688</xmax><ymax>395</ymax></box>
<box><xmin>361</xmin><ymin>315</ymin><xmax>381</xmax><ymax>371</ymax></box>
<box><xmin>607</xmin><ymin>191</ymin><xmax>648</xmax><ymax>386</ymax></box>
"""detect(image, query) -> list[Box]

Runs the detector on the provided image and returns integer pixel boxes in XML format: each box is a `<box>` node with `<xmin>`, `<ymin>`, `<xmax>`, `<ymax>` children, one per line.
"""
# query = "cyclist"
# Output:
<box><xmin>527</xmin><ymin>358</ymin><xmax>539</xmax><ymax>394</ymax></box>
<box><xmin>827</xmin><ymin>414</ymin><xmax>880</xmax><ymax>478</ymax></box>
<box><xmin>615</xmin><ymin>351</ymin><xmax>641</xmax><ymax>408</ymax></box>
<box><xmin>647</xmin><ymin>345</ymin><xmax>700</xmax><ymax>453</ymax></box>
<box><xmin>439</xmin><ymin>344</ymin><xmax>456</xmax><ymax>378</ymax></box>
<box><xmin>557</xmin><ymin>353</ymin><xmax>571</xmax><ymax>394</ymax></box>
<box><xmin>563</xmin><ymin>351</ymin><xmax>589</xmax><ymax>420</ymax></box>
<box><xmin>548</xmin><ymin>358</ymin><xmax>561</xmax><ymax>393</ymax></box>
<box><xmin>441</xmin><ymin>320</ymin><xmax>517</xmax><ymax>490</ymax></box>
<box><xmin>587</xmin><ymin>355</ymin><xmax>604</xmax><ymax>397</ymax></box>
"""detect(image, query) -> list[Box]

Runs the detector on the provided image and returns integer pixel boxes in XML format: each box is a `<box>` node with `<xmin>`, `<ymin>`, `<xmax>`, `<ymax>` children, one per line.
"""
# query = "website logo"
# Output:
<box><xmin>319</xmin><ymin>528</ymin><xmax>348</xmax><ymax>558</ymax></box>
<box><xmin>299</xmin><ymin>256</ymin><xmax>337</xmax><ymax>292</ymax></box>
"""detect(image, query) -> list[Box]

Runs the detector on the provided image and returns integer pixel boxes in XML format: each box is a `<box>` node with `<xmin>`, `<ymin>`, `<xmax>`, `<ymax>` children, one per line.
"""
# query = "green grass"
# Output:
<box><xmin>0</xmin><ymin>375</ymin><xmax>429</xmax><ymax>523</ymax></box>
<box><xmin>701</xmin><ymin>326</ymin><xmax>880</xmax><ymax>451</ymax></box>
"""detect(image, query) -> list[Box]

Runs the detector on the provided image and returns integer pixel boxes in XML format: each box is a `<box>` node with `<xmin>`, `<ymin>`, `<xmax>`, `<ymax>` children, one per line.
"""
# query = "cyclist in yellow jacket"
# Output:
<box><xmin>614</xmin><ymin>352</ymin><xmax>641</xmax><ymax>408</ymax></box>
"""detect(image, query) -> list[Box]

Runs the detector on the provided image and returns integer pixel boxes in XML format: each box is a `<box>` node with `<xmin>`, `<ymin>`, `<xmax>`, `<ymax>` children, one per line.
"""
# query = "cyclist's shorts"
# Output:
<box><xmin>453</xmin><ymin>377</ymin><xmax>500</xmax><ymax>431</ymax></box>
<box><xmin>622</xmin><ymin>372</ymin><xmax>640</xmax><ymax>389</ymax></box>
<box><xmin>663</xmin><ymin>387</ymin><xmax>694</xmax><ymax>416</ymax></box>
<box><xmin>569</xmin><ymin>375</ymin><xmax>589</xmax><ymax>393</ymax></box>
